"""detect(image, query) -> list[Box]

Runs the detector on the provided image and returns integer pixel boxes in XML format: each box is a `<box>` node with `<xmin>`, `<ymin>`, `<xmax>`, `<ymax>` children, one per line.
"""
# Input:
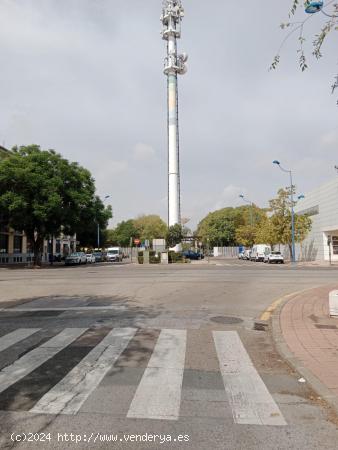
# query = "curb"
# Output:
<box><xmin>271</xmin><ymin>288</ymin><xmax>338</xmax><ymax>417</ymax></box>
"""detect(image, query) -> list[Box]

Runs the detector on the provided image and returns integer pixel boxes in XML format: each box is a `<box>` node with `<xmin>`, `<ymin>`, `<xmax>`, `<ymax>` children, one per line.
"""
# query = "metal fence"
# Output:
<box><xmin>213</xmin><ymin>247</ymin><xmax>240</xmax><ymax>258</ymax></box>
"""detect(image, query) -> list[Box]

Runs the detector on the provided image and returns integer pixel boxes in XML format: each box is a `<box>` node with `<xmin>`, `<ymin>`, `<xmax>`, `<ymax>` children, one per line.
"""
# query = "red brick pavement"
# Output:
<box><xmin>280</xmin><ymin>286</ymin><xmax>338</xmax><ymax>397</ymax></box>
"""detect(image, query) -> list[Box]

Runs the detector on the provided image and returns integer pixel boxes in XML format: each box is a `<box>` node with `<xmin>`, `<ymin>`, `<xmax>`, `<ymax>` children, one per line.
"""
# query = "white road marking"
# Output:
<box><xmin>0</xmin><ymin>328</ymin><xmax>86</xmax><ymax>394</ymax></box>
<box><xmin>31</xmin><ymin>328</ymin><xmax>137</xmax><ymax>415</ymax></box>
<box><xmin>0</xmin><ymin>329</ymin><xmax>40</xmax><ymax>353</ymax></box>
<box><xmin>213</xmin><ymin>331</ymin><xmax>286</xmax><ymax>426</ymax></box>
<box><xmin>127</xmin><ymin>329</ymin><xmax>186</xmax><ymax>421</ymax></box>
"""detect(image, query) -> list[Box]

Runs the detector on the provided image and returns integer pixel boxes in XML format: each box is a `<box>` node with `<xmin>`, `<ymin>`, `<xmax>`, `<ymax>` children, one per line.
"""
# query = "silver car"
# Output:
<box><xmin>86</xmin><ymin>254</ymin><xmax>96</xmax><ymax>264</ymax></box>
<box><xmin>264</xmin><ymin>251</ymin><xmax>284</xmax><ymax>264</ymax></box>
<box><xmin>65</xmin><ymin>252</ymin><xmax>87</xmax><ymax>265</ymax></box>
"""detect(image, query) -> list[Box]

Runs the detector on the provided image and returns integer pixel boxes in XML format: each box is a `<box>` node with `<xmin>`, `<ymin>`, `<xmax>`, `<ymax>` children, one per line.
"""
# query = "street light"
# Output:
<box><xmin>305</xmin><ymin>1</ymin><xmax>337</xmax><ymax>18</ymax></box>
<box><xmin>97</xmin><ymin>195</ymin><xmax>110</xmax><ymax>249</ymax></box>
<box><xmin>239</xmin><ymin>194</ymin><xmax>254</xmax><ymax>226</ymax></box>
<box><xmin>273</xmin><ymin>160</ymin><xmax>296</xmax><ymax>263</ymax></box>
<box><xmin>305</xmin><ymin>1</ymin><xmax>323</xmax><ymax>14</ymax></box>
<box><xmin>298</xmin><ymin>194</ymin><xmax>305</xmax><ymax>200</ymax></box>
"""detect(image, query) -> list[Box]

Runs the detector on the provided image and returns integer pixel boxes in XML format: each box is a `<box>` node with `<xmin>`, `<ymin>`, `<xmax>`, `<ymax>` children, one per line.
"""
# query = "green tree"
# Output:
<box><xmin>0</xmin><ymin>145</ymin><xmax>112</xmax><ymax>264</ymax></box>
<box><xmin>197</xmin><ymin>206</ymin><xmax>266</xmax><ymax>247</ymax></box>
<box><xmin>76</xmin><ymin>196</ymin><xmax>112</xmax><ymax>249</ymax></box>
<box><xmin>134</xmin><ymin>215</ymin><xmax>167</xmax><ymax>242</ymax></box>
<box><xmin>254</xmin><ymin>217</ymin><xmax>279</xmax><ymax>247</ymax></box>
<box><xmin>197</xmin><ymin>208</ymin><xmax>241</xmax><ymax>247</ymax></box>
<box><xmin>106</xmin><ymin>220</ymin><xmax>138</xmax><ymax>247</ymax></box>
<box><xmin>235</xmin><ymin>224</ymin><xmax>257</xmax><ymax>247</ymax></box>
<box><xmin>269</xmin><ymin>187</ymin><xmax>312</xmax><ymax>254</ymax></box>
<box><xmin>166</xmin><ymin>224</ymin><xmax>183</xmax><ymax>248</ymax></box>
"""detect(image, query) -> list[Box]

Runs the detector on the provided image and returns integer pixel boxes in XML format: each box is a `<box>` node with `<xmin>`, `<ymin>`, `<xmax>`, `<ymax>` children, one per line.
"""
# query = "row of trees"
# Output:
<box><xmin>196</xmin><ymin>188</ymin><xmax>312</xmax><ymax>254</ymax></box>
<box><xmin>106</xmin><ymin>215</ymin><xmax>167</xmax><ymax>247</ymax></box>
<box><xmin>0</xmin><ymin>145</ymin><xmax>112</xmax><ymax>264</ymax></box>
<box><xmin>105</xmin><ymin>217</ymin><xmax>187</xmax><ymax>249</ymax></box>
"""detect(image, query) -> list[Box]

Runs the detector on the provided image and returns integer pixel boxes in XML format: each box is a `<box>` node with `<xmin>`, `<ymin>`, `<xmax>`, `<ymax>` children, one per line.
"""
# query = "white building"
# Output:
<box><xmin>295</xmin><ymin>177</ymin><xmax>338</xmax><ymax>262</ymax></box>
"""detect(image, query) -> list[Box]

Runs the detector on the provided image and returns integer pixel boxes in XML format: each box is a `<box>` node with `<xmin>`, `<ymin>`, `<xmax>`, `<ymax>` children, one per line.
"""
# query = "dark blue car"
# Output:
<box><xmin>183</xmin><ymin>250</ymin><xmax>204</xmax><ymax>260</ymax></box>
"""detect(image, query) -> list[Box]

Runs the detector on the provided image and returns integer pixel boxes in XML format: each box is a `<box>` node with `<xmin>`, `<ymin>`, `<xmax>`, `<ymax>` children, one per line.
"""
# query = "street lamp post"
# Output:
<box><xmin>273</xmin><ymin>160</ymin><xmax>296</xmax><ymax>263</ymax></box>
<box><xmin>239</xmin><ymin>194</ymin><xmax>254</xmax><ymax>226</ymax></box>
<box><xmin>97</xmin><ymin>195</ymin><xmax>110</xmax><ymax>250</ymax></box>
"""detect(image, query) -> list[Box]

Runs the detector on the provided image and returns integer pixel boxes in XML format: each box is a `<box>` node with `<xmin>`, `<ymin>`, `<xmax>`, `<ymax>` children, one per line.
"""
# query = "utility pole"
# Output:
<box><xmin>97</xmin><ymin>195</ymin><xmax>110</xmax><ymax>250</ymax></box>
<box><xmin>161</xmin><ymin>1</ymin><xmax>187</xmax><ymax>251</ymax></box>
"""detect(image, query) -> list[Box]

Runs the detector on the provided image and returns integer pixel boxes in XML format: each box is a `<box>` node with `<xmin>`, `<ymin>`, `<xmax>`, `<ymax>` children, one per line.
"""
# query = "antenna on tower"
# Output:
<box><xmin>161</xmin><ymin>0</ymin><xmax>187</xmax><ymax>251</ymax></box>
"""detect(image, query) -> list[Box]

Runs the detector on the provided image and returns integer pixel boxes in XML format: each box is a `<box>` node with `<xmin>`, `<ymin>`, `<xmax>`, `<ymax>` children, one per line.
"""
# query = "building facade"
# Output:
<box><xmin>0</xmin><ymin>227</ymin><xmax>77</xmax><ymax>264</ymax></box>
<box><xmin>295</xmin><ymin>177</ymin><xmax>338</xmax><ymax>262</ymax></box>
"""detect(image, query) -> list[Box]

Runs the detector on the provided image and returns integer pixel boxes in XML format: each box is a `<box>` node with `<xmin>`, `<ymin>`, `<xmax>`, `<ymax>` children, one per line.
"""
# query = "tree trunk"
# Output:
<box><xmin>28</xmin><ymin>233</ymin><xmax>43</xmax><ymax>267</ymax></box>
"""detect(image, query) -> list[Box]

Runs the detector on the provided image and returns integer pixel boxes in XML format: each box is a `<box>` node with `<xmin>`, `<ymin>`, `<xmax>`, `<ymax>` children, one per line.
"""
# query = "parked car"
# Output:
<box><xmin>92</xmin><ymin>252</ymin><xmax>104</xmax><ymax>262</ymax></box>
<box><xmin>238</xmin><ymin>251</ymin><xmax>245</xmax><ymax>259</ymax></box>
<box><xmin>86</xmin><ymin>254</ymin><xmax>96</xmax><ymax>264</ymax></box>
<box><xmin>243</xmin><ymin>249</ymin><xmax>251</xmax><ymax>260</ymax></box>
<box><xmin>183</xmin><ymin>250</ymin><xmax>204</xmax><ymax>260</ymax></box>
<box><xmin>264</xmin><ymin>251</ymin><xmax>284</xmax><ymax>264</ymax></box>
<box><xmin>106</xmin><ymin>247</ymin><xmax>123</xmax><ymax>262</ymax></box>
<box><xmin>65</xmin><ymin>252</ymin><xmax>87</xmax><ymax>265</ymax></box>
<box><xmin>48</xmin><ymin>253</ymin><xmax>62</xmax><ymax>263</ymax></box>
<box><xmin>250</xmin><ymin>244</ymin><xmax>271</xmax><ymax>262</ymax></box>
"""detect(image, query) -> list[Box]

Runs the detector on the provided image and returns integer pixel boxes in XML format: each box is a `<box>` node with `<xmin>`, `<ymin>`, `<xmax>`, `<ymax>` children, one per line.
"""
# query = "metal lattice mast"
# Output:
<box><xmin>161</xmin><ymin>0</ymin><xmax>187</xmax><ymax>231</ymax></box>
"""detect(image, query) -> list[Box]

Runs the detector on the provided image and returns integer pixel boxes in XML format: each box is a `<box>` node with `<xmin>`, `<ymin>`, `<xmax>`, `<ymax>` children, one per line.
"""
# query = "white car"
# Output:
<box><xmin>250</xmin><ymin>244</ymin><xmax>271</xmax><ymax>262</ymax></box>
<box><xmin>65</xmin><ymin>252</ymin><xmax>87</xmax><ymax>265</ymax></box>
<box><xmin>238</xmin><ymin>251</ymin><xmax>245</xmax><ymax>259</ymax></box>
<box><xmin>264</xmin><ymin>251</ymin><xmax>284</xmax><ymax>264</ymax></box>
<box><xmin>244</xmin><ymin>249</ymin><xmax>251</xmax><ymax>260</ymax></box>
<box><xmin>86</xmin><ymin>254</ymin><xmax>96</xmax><ymax>264</ymax></box>
<box><xmin>106</xmin><ymin>247</ymin><xmax>123</xmax><ymax>262</ymax></box>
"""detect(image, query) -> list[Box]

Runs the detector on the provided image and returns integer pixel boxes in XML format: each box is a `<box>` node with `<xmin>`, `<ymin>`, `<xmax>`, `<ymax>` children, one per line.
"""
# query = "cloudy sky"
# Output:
<box><xmin>1</xmin><ymin>0</ymin><xmax>337</xmax><ymax>229</ymax></box>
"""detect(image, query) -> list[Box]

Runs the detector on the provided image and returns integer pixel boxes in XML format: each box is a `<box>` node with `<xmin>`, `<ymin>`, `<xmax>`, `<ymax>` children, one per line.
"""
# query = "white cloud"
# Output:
<box><xmin>213</xmin><ymin>185</ymin><xmax>246</xmax><ymax>211</ymax></box>
<box><xmin>133</xmin><ymin>143</ymin><xmax>156</xmax><ymax>161</ymax></box>
<box><xmin>321</xmin><ymin>130</ymin><xmax>338</xmax><ymax>147</ymax></box>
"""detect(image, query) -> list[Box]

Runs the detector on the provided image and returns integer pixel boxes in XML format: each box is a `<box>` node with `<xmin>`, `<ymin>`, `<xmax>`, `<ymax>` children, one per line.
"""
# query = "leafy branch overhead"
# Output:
<box><xmin>270</xmin><ymin>1</ymin><xmax>338</xmax><ymax>98</ymax></box>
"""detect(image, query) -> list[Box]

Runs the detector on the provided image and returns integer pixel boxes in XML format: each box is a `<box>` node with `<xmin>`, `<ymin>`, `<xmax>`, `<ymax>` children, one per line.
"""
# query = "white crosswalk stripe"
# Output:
<box><xmin>0</xmin><ymin>328</ymin><xmax>40</xmax><ymax>353</ymax></box>
<box><xmin>213</xmin><ymin>330</ymin><xmax>286</xmax><ymax>426</ymax></box>
<box><xmin>0</xmin><ymin>328</ymin><xmax>87</xmax><ymax>394</ymax></box>
<box><xmin>31</xmin><ymin>328</ymin><xmax>137</xmax><ymax>415</ymax></box>
<box><xmin>0</xmin><ymin>327</ymin><xmax>287</xmax><ymax>426</ymax></box>
<box><xmin>127</xmin><ymin>329</ymin><xmax>187</xmax><ymax>421</ymax></box>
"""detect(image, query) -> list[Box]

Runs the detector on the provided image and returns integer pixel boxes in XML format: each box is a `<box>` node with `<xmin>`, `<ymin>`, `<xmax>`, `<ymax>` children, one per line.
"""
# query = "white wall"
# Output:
<box><xmin>295</xmin><ymin>178</ymin><xmax>338</xmax><ymax>262</ymax></box>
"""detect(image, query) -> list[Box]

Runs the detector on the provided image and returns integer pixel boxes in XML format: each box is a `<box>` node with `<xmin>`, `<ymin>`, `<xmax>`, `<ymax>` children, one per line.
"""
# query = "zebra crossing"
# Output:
<box><xmin>0</xmin><ymin>327</ymin><xmax>286</xmax><ymax>426</ymax></box>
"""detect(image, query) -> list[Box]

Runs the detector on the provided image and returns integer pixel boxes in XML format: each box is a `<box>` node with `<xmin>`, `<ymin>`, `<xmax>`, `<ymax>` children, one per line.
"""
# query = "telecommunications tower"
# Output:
<box><xmin>161</xmin><ymin>0</ymin><xmax>187</xmax><ymax>235</ymax></box>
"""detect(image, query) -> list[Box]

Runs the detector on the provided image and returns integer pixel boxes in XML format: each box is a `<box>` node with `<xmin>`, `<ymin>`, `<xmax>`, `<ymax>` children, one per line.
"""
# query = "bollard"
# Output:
<box><xmin>329</xmin><ymin>290</ymin><xmax>338</xmax><ymax>317</ymax></box>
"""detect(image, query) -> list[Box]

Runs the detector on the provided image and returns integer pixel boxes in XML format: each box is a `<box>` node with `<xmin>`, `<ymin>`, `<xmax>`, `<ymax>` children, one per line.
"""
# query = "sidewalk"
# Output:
<box><xmin>274</xmin><ymin>285</ymin><xmax>338</xmax><ymax>411</ymax></box>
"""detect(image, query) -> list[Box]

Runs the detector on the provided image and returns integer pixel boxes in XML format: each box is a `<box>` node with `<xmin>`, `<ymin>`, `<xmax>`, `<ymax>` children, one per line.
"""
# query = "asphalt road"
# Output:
<box><xmin>0</xmin><ymin>260</ymin><xmax>338</xmax><ymax>450</ymax></box>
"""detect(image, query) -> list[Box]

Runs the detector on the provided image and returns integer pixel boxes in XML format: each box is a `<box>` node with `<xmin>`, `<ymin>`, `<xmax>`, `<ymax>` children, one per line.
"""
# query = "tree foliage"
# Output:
<box><xmin>196</xmin><ymin>206</ymin><xmax>266</xmax><ymax>247</ymax></box>
<box><xmin>198</xmin><ymin>189</ymin><xmax>311</xmax><ymax>252</ymax></box>
<box><xmin>235</xmin><ymin>224</ymin><xmax>257</xmax><ymax>247</ymax></box>
<box><xmin>166</xmin><ymin>224</ymin><xmax>183</xmax><ymax>248</ymax></box>
<box><xmin>271</xmin><ymin>1</ymin><xmax>338</xmax><ymax>100</ymax></box>
<box><xmin>133</xmin><ymin>215</ymin><xmax>167</xmax><ymax>241</ymax></box>
<box><xmin>106</xmin><ymin>220</ymin><xmax>138</xmax><ymax>247</ymax></box>
<box><xmin>259</xmin><ymin>188</ymin><xmax>312</xmax><ymax>250</ymax></box>
<box><xmin>76</xmin><ymin>196</ymin><xmax>112</xmax><ymax>249</ymax></box>
<box><xmin>0</xmin><ymin>145</ymin><xmax>112</xmax><ymax>263</ymax></box>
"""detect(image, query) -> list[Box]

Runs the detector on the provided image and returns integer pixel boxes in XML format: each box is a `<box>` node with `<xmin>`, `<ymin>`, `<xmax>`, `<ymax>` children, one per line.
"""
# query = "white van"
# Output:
<box><xmin>250</xmin><ymin>244</ymin><xmax>271</xmax><ymax>262</ymax></box>
<box><xmin>106</xmin><ymin>247</ymin><xmax>123</xmax><ymax>262</ymax></box>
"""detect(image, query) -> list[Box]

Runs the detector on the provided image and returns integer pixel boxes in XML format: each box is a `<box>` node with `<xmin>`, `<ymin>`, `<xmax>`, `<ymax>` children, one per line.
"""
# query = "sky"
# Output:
<box><xmin>1</xmin><ymin>0</ymin><xmax>338</xmax><ymax>230</ymax></box>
